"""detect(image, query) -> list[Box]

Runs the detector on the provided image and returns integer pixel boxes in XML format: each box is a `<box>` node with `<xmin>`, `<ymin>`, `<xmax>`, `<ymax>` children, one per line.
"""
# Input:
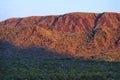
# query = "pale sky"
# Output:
<box><xmin>0</xmin><ymin>0</ymin><xmax>120</xmax><ymax>21</ymax></box>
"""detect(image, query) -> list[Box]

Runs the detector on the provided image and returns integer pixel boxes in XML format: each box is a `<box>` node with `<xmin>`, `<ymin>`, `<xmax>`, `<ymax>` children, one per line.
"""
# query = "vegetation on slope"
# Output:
<box><xmin>0</xmin><ymin>57</ymin><xmax>120</xmax><ymax>80</ymax></box>
<box><xmin>0</xmin><ymin>12</ymin><xmax>120</xmax><ymax>61</ymax></box>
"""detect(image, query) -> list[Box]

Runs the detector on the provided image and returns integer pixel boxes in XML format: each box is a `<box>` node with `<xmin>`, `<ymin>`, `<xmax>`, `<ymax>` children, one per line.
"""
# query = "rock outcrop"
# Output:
<box><xmin>0</xmin><ymin>12</ymin><xmax>120</xmax><ymax>61</ymax></box>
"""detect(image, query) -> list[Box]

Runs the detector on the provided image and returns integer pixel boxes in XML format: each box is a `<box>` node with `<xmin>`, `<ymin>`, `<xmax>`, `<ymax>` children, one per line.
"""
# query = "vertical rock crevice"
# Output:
<box><xmin>87</xmin><ymin>13</ymin><xmax>104</xmax><ymax>41</ymax></box>
<box><xmin>20</xmin><ymin>18</ymin><xmax>37</xmax><ymax>47</ymax></box>
<box><xmin>15</xmin><ymin>18</ymin><xmax>23</xmax><ymax>27</ymax></box>
<box><xmin>93</xmin><ymin>13</ymin><xmax>104</xmax><ymax>28</ymax></box>
<box><xmin>49</xmin><ymin>16</ymin><xmax>60</xmax><ymax>30</ymax></box>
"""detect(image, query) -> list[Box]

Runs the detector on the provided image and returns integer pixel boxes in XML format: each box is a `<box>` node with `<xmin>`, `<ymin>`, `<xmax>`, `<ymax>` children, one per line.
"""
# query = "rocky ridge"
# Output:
<box><xmin>0</xmin><ymin>12</ymin><xmax>120</xmax><ymax>61</ymax></box>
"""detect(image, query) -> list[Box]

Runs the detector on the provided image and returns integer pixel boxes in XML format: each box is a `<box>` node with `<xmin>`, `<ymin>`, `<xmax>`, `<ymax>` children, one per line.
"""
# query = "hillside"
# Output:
<box><xmin>0</xmin><ymin>12</ymin><xmax>120</xmax><ymax>61</ymax></box>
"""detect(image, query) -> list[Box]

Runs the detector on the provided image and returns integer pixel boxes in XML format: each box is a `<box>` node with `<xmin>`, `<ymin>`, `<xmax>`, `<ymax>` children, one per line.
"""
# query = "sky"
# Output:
<box><xmin>0</xmin><ymin>0</ymin><xmax>120</xmax><ymax>21</ymax></box>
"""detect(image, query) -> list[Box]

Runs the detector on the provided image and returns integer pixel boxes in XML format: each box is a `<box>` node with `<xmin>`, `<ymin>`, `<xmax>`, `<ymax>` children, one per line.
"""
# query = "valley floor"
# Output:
<box><xmin>0</xmin><ymin>56</ymin><xmax>120</xmax><ymax>80</ymax></box>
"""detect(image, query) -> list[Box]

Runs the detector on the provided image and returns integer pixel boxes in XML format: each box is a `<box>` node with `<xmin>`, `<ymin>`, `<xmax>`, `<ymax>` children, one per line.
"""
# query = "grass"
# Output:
<box><xmin>0</xmin><ymin>57</ymin><xmax>120</xmax><ymax>80</ymax></box>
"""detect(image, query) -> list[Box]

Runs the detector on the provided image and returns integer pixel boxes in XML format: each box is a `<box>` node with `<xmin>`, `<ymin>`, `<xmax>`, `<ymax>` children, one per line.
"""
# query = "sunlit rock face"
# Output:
<box><xmin>0</xmin><ymin>12</ymin><xmax>120</xmax><ymax>61</ymax></box>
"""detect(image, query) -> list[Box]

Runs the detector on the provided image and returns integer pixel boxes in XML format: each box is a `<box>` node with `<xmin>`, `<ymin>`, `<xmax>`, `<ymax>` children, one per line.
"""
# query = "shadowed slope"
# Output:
<box><xmin>0</xmin><ymin>40</ymin><xmax>73</xmax><ymax>59</ymax></box>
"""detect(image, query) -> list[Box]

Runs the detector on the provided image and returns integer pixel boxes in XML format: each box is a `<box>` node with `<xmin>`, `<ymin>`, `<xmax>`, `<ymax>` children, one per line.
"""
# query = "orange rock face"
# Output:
<box><xmin>0</xmin><ymin>13</ymin><xmax>98</xmax><ymax>32</ymax></box>
<box><xmin>1</xmin><ymin>12</ymin><xmax>119</xmax><ymax>32</ymax></box>
<box><xmin>0</xmin><ymin>12</ymin><xmax>120</xmax><ymax>61</ymax></box>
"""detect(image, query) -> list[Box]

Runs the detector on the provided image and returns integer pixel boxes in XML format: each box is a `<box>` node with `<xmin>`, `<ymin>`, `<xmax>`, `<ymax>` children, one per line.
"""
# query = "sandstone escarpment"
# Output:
<box><xmin>0</xmin><ymin>12</ymin><xmax>120</xmax><ymax>61</ymax></box>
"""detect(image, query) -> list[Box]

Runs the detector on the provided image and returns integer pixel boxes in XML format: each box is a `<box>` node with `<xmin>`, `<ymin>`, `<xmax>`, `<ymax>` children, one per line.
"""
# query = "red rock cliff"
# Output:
<box><xmin>0</xmin><ymin>12</ymin><xmax>120</xmax><ymax>61</ymax></box>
